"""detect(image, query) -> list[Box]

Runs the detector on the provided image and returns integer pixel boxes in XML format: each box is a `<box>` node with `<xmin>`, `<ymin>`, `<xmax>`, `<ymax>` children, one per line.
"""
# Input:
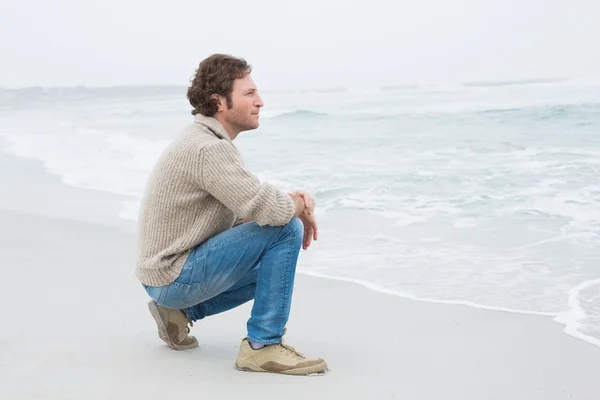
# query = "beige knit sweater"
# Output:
<box><xmin>135</xmin><ymin>114</ymin><xmax>296</xmax><ymax>286</ymax></box>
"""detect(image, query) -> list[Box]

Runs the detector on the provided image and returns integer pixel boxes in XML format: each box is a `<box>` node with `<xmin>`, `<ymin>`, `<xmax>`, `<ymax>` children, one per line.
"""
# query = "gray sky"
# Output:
<box><xmin>1</xmin><ymin>0</ymin><xmax>598</xmax><ymax>89</ymax></box>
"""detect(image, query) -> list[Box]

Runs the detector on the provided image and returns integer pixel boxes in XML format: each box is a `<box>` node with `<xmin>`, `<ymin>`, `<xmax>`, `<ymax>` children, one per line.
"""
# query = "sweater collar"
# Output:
<box><xmin>193</xmin><ymin>114</ymin><xmax>232</xmax><ymax>142</ymax></box>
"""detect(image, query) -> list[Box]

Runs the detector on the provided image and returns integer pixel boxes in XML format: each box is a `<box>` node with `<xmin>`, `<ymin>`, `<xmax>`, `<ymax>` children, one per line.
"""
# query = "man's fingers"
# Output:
<box><xmin>299</xmin><ymin>213</ymin><xmax>318</xmax><ymax>248</ymax></box>
<box><xmin>303</xmin><ymin>227</ymin><xmax>314</xmax><ymax>249</ymax></box>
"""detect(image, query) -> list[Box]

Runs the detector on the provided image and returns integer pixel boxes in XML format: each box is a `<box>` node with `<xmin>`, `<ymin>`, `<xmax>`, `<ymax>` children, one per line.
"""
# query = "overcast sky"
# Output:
<box><xmin>1</xmin><ymin>0</ymin><xmax>598</xmax><ymax>89</ymax></box>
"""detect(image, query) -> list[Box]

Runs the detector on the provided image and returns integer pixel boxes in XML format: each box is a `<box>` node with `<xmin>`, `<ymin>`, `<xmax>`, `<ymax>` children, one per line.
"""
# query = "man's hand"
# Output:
<box><xmin>292</xmin><ymin>190</ymin><xmax>316</xmax><ymax>215</ymax></box>
<box><xmin>299</xmin><ymin>211</ymin><xmax>318</xmax><ymax>250</ymax></box>
<box><xmin>288</xmin><ymin>190</ymin><xmax>318</xmax><ymax>249</ymax></box>
<box><xmin>288</xmin><ymin>193</ymin><xmax>306</xmax><ymax>217</ymax></box>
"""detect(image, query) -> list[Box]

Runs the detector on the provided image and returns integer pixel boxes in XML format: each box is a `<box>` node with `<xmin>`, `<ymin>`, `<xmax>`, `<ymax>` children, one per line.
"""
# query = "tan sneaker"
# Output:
<box><xmin>235</xmin><ymin>336</ymin><xmax>328</xmax><ymax>375</ymax></box>
<box><xmin>147</xmin><ymin>300</ymin><xmax>198</xmax><ymax>350</ymax></box>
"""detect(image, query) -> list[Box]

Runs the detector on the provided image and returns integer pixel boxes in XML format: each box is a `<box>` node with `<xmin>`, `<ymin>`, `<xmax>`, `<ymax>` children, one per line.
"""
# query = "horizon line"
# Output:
<box><xmin>1</xmin><ymin>76</ymin><xmax>588</xmax><ymax>93</ymax></box>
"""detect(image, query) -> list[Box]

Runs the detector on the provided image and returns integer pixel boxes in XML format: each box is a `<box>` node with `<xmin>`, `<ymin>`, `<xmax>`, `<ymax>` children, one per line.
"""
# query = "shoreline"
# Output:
<box><xmin>0</xmin><ymin>139</ymin><xmax>135</xmax><ymax>232</ymax></box>
<box><xmin>299</xmin><ymin>270</ymin><xmax>600</xmax><ymax>350</ymax></box>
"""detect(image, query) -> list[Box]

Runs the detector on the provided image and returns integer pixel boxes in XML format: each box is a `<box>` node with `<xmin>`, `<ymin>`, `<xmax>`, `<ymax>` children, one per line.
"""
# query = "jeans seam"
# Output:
<box><xmin>227</xmin><ymin>289</ymin><xmax>256</xmax><ymax>301</ymax></box>
<box><xmin>157</xmin><ymin>285</ymin><xmax>169</xmax><ymax>306</ymax></box>
<box><xmin>205</xmin><ymin>296</ymin><xmax>221</xmax><ymax>310</ymax></box>
<box><xmin>277</xmin><ymin>232</ymin><xmax>297</xmax><ymax>336</ymax></box>
<box><xmin>282</xmin><ymin>243</ymin><xmax>292</xmax><ymax>332</ymax></box>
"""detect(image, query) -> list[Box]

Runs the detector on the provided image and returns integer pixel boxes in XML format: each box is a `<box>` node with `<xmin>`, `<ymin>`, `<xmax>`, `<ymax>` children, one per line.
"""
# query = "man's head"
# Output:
<box><xmin>187</xmin><ymin>54</ymin><xmax>263</xmax><ymax>138</ymax></box>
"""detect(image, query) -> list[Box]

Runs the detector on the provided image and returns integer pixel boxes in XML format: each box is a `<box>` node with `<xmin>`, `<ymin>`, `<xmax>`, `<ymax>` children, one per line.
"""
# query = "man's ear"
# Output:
<box><xmin>211</xmin><ymin>94</ymin><xmax>223</xmax><ymax>112</ymax></box>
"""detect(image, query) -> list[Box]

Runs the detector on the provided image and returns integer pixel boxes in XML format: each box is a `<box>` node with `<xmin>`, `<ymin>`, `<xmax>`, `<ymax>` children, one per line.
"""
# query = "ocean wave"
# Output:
<box><xmin>463</xmin><ymin>78</ymin><xmax>568</xmax><ymax>88</ymax></box>
<box><xmin>478</xmin><ymin>103</ymin><xmax>600</xmax><ymax>118</ymax></box>
<box><xmin>264</xmin><ymin>109</ymin><xmax>328</xmax><ymax>120</ymax></box>
<box><xmin>275</xmin><ymin>76</ymin><xmax>595</xmax><ymax>95</ymax></box>
<box><xmin>0</xmin><ymin>129</ymin><xmax>169</xmax><ymax>198</ymax></box>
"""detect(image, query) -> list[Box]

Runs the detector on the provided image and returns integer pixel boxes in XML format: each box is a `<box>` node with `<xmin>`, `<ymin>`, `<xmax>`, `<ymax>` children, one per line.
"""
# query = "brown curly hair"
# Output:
<box><xmin>187</xmin><ymin>54</ymin><xmax>252</xmax><ymax>116</ymax></box>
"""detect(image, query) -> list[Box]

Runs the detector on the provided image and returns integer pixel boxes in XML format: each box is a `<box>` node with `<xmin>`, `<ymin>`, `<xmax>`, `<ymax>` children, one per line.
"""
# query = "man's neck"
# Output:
<box><xmin>213</xmin><ymin>115</ymin><xmax>239</xmax><ymax>140</ymax></box>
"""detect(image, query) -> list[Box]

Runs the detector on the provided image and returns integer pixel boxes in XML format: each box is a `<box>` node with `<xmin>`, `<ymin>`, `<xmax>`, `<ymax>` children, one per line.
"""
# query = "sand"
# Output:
<box><xmin>1</xmin><ymin>206</ymin><xmax>600</xmax><ymax>400</ymax></box>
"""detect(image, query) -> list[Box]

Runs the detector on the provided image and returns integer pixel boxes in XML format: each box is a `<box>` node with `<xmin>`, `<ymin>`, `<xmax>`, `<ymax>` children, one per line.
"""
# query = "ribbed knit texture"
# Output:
<box><xmin>135</xmin><ymin>114</ymin><xmax>296</xmax><ymax>286</ymax></box>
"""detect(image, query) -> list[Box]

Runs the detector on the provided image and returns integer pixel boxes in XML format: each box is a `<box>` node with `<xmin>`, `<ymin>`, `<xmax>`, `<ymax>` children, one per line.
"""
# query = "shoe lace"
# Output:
<box><xmin>176</xmin><ymin>313</ymin><xmax>193</xmax><ymax>335</ymax></box>
<box><xmin>279</xmin><ymin>339</ymin><xmax>305</xmax><ymax>359</ymax></box>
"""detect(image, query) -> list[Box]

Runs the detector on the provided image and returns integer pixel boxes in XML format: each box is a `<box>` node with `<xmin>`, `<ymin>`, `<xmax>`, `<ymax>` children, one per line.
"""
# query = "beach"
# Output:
<box><xmin>3</xmin><ymin>0</ymin><xmax>600</xmax><ymax>396</ymax></box>
<box><xmin>1</xmin><ymin>153</ymin><xmax>599</xmax><ymax>399</ymax></box>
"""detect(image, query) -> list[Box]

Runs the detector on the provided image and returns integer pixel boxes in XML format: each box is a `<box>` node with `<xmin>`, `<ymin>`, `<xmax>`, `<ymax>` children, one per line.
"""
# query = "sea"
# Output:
<box><xmin>1</xmin><ymin>78</ymin><xmax>599</xmax><ymax>347</ymax></box>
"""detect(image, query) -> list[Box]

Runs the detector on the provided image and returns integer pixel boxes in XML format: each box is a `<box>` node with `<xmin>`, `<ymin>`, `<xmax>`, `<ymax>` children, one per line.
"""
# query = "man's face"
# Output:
<box><xmin>222</xmin><ymin>74</ymin><xmax>264</xmax><ymax>132</ymax></box>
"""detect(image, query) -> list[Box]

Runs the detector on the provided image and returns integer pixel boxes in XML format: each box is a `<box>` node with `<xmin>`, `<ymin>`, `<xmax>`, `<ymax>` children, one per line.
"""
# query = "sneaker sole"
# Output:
<box><xmin>147</xmin><ymin>301</ymin><xmax>198</xmax><ymax>351</ymax></box>
<box><xmin>235</xmin><ymin>360</ymin><xmax>328</xmax><ymax>376</ymax></box>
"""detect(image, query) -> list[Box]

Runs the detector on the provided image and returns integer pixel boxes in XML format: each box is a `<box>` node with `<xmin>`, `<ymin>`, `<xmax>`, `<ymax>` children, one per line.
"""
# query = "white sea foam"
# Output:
<box><xmin>554</xmin><ymin>279</ymin><xmax>600</xmax><ymax>348</ymax></box>
<box><xmin>1</xmin><ymin>131</ymin><xmax>169</xmax><ymax>197</ymax></box>
<box><xmin>297</xmin><ymin>269</ymin><xmax>556</xmax><ymax>317</ymax></box>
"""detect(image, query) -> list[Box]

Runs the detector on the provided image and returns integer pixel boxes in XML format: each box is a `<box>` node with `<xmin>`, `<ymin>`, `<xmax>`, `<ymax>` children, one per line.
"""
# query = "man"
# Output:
<box><xmin>135</xmin><ymin>54</ymin><xmax>328</xmax><ymax>376</ymax></box>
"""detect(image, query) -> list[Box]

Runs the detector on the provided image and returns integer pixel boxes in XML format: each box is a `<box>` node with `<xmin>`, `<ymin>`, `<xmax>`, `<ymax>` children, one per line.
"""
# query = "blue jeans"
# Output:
<box><xmin>144</xmin><ymin>217</ymin><xmax>303</xmax><ymax>345</ymax></box>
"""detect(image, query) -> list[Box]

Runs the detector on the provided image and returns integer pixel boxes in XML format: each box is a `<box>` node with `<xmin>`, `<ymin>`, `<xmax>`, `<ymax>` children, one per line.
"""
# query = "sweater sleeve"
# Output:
<box><xmin>199</xmin><ymin>140</ymin><xmax>296</xmax><ymax>226</ymax></box>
